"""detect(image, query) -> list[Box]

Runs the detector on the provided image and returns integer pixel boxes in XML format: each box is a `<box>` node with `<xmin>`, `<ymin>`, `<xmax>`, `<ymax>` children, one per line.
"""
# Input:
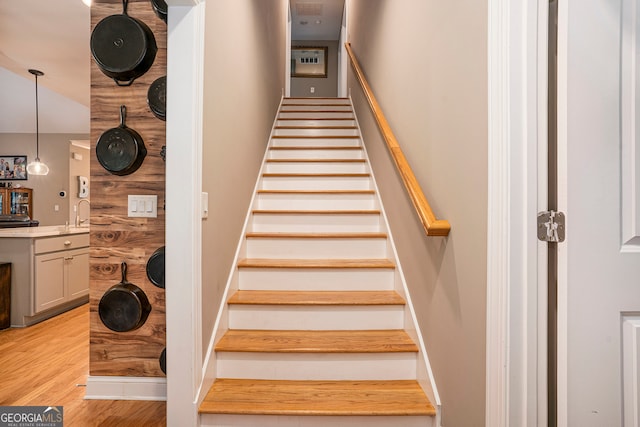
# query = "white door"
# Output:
<box><xmin>558</xmin><ymin>0</ymin><xmax>640</xmax><ymax>425</ymax></box>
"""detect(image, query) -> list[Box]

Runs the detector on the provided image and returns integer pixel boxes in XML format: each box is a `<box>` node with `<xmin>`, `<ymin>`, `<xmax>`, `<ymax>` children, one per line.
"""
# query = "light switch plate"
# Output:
<box><xmin>128</xmin><ymin>195</ymin><xmax>158</xmax><ymax>218</ymax></box>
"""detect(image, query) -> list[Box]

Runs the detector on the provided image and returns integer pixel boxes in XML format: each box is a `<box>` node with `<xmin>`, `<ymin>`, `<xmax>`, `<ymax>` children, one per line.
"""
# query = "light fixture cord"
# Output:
<box><xmin>35</xmin><ymin>72</ymin><xmax>40</xmax><ymax>160</ymax></box>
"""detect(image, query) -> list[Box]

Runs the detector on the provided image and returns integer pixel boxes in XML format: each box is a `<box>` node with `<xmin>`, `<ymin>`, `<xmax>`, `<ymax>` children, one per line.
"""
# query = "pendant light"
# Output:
<box><xmin>26</xmin><ymin>69</ymin><xmax>49</xmax><ymax>176</ymax></box>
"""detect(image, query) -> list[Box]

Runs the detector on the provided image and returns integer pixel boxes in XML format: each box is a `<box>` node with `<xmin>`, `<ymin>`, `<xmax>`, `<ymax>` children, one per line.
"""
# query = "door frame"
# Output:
<box><xmin>486</xmin><ymin>0</ymin><xmax>548</xmax><ymax>425</ymax></box>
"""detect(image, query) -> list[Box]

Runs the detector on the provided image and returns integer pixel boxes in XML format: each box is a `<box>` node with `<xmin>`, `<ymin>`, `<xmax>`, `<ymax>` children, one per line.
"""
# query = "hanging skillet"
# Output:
<box><xmin>150</xmin><ymin>0</ymin><xmax>167</xmax><ymax>23</ymax></box>
<box><xmin>91</xmin><ymin>0</ymin><xmax>157</xmax><ymax>86</ymax></box>
<box><xmin>147</xmin><ymin>75</ymin><xmax>166</xmax><ymax>121</ymax></box>
<box><xmin>99</xmin><ymin>262</ymin><xmax>152</xmax><ymax>333</ymax></box>
<box><xmin>96</xmin><ymin>105</ymin><xmax>147</xmax><ymax>176</ymax></box>
<box><xmin>146</xmin><ymin>246</ymin><xmax>165</xmax><ymax>288</ymax></box>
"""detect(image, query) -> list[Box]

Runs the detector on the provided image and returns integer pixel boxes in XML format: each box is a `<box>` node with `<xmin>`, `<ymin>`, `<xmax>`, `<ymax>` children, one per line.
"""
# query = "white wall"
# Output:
<box><xmin>201</xmin><ymin>0</ymin><xmax>288</xmax><ymax>358</ymax></box>
<box><xmin>347</xmin><ymin>1</ymin><xmax>488</xmax><ymax>426</ymax></box>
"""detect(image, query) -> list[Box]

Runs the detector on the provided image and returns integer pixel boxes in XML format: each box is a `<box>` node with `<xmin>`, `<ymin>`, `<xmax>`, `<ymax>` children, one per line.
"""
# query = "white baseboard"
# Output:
<box><xmin>84</xmin><ymin>376</ymin><xmax>167</xmax><ymax>401</ymax></box>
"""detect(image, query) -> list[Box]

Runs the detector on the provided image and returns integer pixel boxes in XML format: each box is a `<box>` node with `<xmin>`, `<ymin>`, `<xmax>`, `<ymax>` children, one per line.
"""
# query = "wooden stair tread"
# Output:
<box><xmin>262</xmin><ymin>172</ymin><xmax>370</xmax><ymax>177</ymax></box>
<box><xmin>285</xmin><ymin>97</ymin><xmax>350</xmax><ymax>100</ymax></box>
<box><xmin>257</xmin><ymin>189</ymin><xmax>375</xmax><ymax>194</ymax></box>
<box><xmin>237</xmin><ymin>258</ymin><xmax>395</xmax><ymax>269</ymax></box>
<box><xmin>279</xmin><ymin>110</ymin><xmax>353</xmax><ymax>113</ymax></box>
<box><xmin>245</xmin><ymin>232</ymin><xmax>387</xmax><ymax>239</ymax></box>
<box><xmin>277</xmin><ymin>117</ymin><xmax>354</xmax><ymax>121</ymax></box>
<box><xmin>228</xmin><ymin>290</ymin><xmax>405</xmax><ymax>306</ymax></box>
<box><xmin>265</xmin><ymin>158</ymin><xmax>366</xmax><ymax>163</ymax></box>
<box><xmin>281</xmin><ymin>104</ymin><xmax>352</xmax><ymax>107</ymax></box>
<box><xmin>270</xmin><ymin>146</ymin><xmax>362</xmax><ymax>150</ymax></box>
<box><xmin>199</xmin><ymin>379</ymin><xmax>436</xmax><ymax>416</ymax></box>
<box><xmin>215</xmin><ymin>329</ymin><xmax>418</xmax><ymax>353</ymax></box>
<box><xmin>272</xmin><ymin>136</ymin><xmax>359</xmax><ymax>141</ymax></box>
<box><xmin>275</xmin><ymin>126</ymin><xmax>358</xmax><ymax>129</ymax></box>
<box><xmin>252</xmin><ymin>209</ymin><xmax>380</xmax><ymax>215</ymax></box>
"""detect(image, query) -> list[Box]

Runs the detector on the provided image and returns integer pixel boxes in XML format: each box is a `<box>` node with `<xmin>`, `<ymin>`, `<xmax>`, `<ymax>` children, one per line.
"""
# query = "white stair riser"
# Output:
<box><xmin>273</xmin><ymin>128</ymin><xmax>359</xmax><ymax>137</ymax></box>
<box><xmin>280</xmin><ymin>105</ymin><xmax>352</xmax><ymax>112</ymax></box>
<box><xmin>268</xmin><ymin>149</ymin><xmax>363</xmax><ymax>159</ymax></box>
<box><xmin>276</xmin><ymin>119</ymin><xmax>356</xmax><ymax>127</ymax></box>
<box><xmin>279</xmin><ymin>112</ymin><xmax>354</xmax><ymax>119</ymax></box>
<box><xmin>271</xmin><ymin>137</ymin><xmax>361</xmax><ymax>147</ymax></box>
<box><xmin>264</xmin><ymin>161</ymin><xmax>368</xmax><ymax>173</ymax></box>
<box><xmin>245</xmin><ymin>237</ymin><xmax>388</xmax><ymax>259</ymax></box>
<box><xmin>255</xmin><ymin>193</ymin><xmax>378</xmax><ymax>210</ymax></box>
<box><xmin>216</xmin><ymin>352</ymin><xmax>417</xmax><ymax>381</ymax></box>
<box><xmin>237</xmin><ymin>268</ymin><xmax>395</xmax><ymax>291</ymax></box>
<box><xmin>251</xmin><ymin>213</ymin><xmax>381</xmax><ymax>233</ymax></box>
<box><xmin>202</xmin><ymin>414</ymin><xmax>435</xmax><ymax>427</ymax></box>
<box><xmin>261</xmin><ymin>176</ymin><xmax>371</xmax><ymax>191</ymax></box>
<box><xmin>283</xmin><ymin>99</ymin><xmax>351</xmax><ymax>105</ymax></box>
<box><xmin>227</xmin><ymin>306</ymin><xmax>404</xmax><ymax>330</ymax></box>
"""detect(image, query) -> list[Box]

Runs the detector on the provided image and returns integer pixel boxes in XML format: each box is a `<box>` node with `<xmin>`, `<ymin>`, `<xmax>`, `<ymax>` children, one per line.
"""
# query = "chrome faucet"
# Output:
<box><xmin>75</xmin><ymin>199</ymin><xmax>90</xmax><ymax>227</ymax></box>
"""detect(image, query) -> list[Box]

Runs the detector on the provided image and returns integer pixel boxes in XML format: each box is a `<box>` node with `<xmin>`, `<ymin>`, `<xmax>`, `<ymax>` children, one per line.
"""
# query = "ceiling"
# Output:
<box><xmin>290</xmin><ymin>0</ymin><xmax>345</xmax><ymax>41</ymax></box>
<box><xmin>0</xmin><ymin>0</ymin><xmax>344</xmax><ymax>133</ymax></box>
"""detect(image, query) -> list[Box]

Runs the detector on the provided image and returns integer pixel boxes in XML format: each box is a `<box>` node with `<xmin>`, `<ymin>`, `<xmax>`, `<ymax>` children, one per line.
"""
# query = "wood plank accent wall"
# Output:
<box><xmin>90</xmin><ymin>0</ymin><xmax>166</xmax><ymax>377</ymax></box>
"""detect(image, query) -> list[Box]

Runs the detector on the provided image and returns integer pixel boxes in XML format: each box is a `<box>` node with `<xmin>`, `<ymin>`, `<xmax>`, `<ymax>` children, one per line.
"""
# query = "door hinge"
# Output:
<box><xmin>537</xmin><ymin>210</ymin><xmax>565</xmax><ymax>242</ymax></box>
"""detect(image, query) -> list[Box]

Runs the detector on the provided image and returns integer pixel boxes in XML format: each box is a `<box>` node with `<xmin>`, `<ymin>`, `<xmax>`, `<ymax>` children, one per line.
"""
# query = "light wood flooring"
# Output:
<box><xmin>0</xmin><ymin>304</ymin><xmax>166</xmax><ymax>426</ymax></box>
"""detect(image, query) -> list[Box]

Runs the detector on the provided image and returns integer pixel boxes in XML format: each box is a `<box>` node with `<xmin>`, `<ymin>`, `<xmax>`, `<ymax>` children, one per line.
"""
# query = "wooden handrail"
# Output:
<box><xmin>345</xmin><ymin>43</ymin><xmax>450</xmax><ymax>236</ymax></box>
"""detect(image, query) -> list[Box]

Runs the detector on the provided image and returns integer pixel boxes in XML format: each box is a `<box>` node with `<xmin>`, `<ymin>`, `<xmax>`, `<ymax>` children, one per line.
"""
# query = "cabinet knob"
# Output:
<box><xmin>64</xmin><ymin>256</ymin><xmax>74</xmax><ymax>260</ymax></box>
<box><xmin>64</xmin><ymin>240</ymin><xmax>71</xmax><ymax>246</ymax></box>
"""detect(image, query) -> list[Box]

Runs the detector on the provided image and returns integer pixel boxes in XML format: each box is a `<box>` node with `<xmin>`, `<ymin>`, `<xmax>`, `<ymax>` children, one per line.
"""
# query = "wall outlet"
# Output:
<box><xmin>310</xmin><ymin>87</ymin><xmax>315</xmax><ymax>94</ymax></box>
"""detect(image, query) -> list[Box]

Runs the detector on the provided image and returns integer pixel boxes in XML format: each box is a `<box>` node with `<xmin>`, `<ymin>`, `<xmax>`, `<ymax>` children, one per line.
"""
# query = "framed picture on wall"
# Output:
<box><xmin>0</xmin><ymin>156</ymin><xmax>27</xmax><ymax>180</ymax></box>
<box><xmin>291</xmin><ymin>46</ymin><xmax>328</xmax><ymax>78</ymax></box>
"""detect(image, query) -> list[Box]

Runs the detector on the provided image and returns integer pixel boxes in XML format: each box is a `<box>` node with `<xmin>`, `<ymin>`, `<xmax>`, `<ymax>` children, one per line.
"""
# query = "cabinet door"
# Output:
<box><xmin>34</xmin><ymin>252</ymin><xmax>66</xmax><ymax>313</ymax></box>
<box><xmin>67</xmin><ymin>249</ymin><xmax>89</xmax><ymax>299</ymax></box>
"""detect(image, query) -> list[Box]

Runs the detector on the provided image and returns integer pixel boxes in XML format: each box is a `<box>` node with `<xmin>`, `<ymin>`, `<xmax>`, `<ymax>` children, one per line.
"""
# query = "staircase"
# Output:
<box><xmin>199</xmin><ymin>98</ymin><xmax>440</xmax><ymax>427</ymax></box>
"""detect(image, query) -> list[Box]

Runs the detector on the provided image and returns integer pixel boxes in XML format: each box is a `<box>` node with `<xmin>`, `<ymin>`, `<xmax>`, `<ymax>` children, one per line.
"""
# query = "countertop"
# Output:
<box><xmin>0</xmin><ymin>225</ymin><xmax>90</xmax><ymax>238</ymax></box>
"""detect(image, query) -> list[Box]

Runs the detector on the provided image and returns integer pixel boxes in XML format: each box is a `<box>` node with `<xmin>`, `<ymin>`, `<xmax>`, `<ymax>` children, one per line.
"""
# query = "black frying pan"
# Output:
<box><xmin>150</xmin><ymin>0</ymin><xmax>167</xmax><ymax>23</ymax></box>
<box><xmin>146</xmin><ymin>246</ymin><xmax>165</xmax><ymax>288</ymax></box>
<box><xmin>99</xmin><ymin>262</ymin><xmax>152</xmax><ymax>333</ymax></box>
<box><xmin>159</xmin><ymin>347</ymin><xmax>166</xmax><ymax>374</ymax></box>
<box><xmin>147</xmin><ymin>75</ymin><xmax>166</xmax><ymax>121</ymax></box>
<box><xmin>96</xmin><ymin>105</ymin><xmax>147</xmax><ymax>176</ymax></box>
<box><xmin>91</xmin><ymin>0</ymin><xmax>157</xmax><ymax>86</ymax></box>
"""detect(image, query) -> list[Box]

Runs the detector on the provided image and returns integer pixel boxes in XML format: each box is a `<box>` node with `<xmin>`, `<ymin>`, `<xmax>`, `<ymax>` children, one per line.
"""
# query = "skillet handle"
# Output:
<box><xmin>114</xmin><ymin>77</ymin><xmax>135</xmax><ymax>87</ymax></box>
<box><xmin>122</xmin><ymin>0</ymin><xmax>128</xmax><ymax>15</ymax></box>
<box><xmin>121</xmin><ymin>261</ymin><xmax>128</xmax><ymax>283</ymax></box>
<box><xmin>118</xmin><ymin>105</ymin><xmax>127</xmax><ymax>127</ymax></box>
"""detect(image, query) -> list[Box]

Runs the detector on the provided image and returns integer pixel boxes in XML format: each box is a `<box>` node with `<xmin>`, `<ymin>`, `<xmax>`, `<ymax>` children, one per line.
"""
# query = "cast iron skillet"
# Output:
<box><xmin>150</xmin><ymin>0</ymin><xmax>167</xmax><ymax>23</ymax></box>
<box><xmin>99</xmin><ymin>262</ymin><xmax>152</xmax><ymax>333</ymax></box>
<box><xmin>91</xmin><ymin>0</ymin><xmax>157</xmax><ymax>86</ymax></box>
<box><xmin>146</xmin><ymin>246</ymin><xmax>165</xmax><ymax>288</ymax></box>
<box><xmin>147</xmin><ymin>75</ymin><xmax>166</xmax><ymax>121</ymax></box>
<box><xmin>159</xmin><ymin>348</ymin><xmax>166</xmax><ymax>374</ymax></box>
<box><xmin>96</xmin><ymin>105</ymin><xmax>147</xmax><ymax>176</ymax></box>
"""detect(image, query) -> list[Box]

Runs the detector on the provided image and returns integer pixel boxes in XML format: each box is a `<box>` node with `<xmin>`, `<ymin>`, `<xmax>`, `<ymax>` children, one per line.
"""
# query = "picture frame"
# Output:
<box><xmin>291</xmin><ymin>46</ymin><xmax>328</xmax><ymax>78</ymax></box>
<box><xmin>0</xmin><ymin>156</ymin><xmax>28</xmax><ymax>180</ymax></box>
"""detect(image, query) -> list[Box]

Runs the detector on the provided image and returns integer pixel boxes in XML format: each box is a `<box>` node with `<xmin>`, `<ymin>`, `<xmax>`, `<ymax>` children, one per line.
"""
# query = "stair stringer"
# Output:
<box><xmin>195</xmin><ymin>96</ymin><xmax>286</xmax><ymax>409</ymax></box>
<box><xmin>350</xmin><ymin>97</ymin><xmax>442</xmax><ymax>426</ymax></box>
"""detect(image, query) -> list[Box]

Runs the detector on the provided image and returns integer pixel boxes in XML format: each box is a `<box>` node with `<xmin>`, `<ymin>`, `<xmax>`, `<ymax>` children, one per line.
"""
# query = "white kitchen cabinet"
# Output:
<box><xmin>34</xmin><ymin>235</ymin><xmax>89</xmax><ymax>314</ymax></box>
<box><xmin>0</xmin><ymin>228</ymin><xmax>90</xmax><ymax>326</ymax></box>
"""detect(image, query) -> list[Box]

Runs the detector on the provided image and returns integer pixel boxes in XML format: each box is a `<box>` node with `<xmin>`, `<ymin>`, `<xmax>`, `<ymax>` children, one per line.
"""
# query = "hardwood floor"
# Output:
<box><xmin>0</xmin><ymin>304</ymin><xmax>166</xmax><ymax>426</ymax></box>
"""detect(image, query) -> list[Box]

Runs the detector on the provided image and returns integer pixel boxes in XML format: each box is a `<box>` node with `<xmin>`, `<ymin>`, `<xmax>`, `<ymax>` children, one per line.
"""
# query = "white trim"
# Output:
<box><xmin>84</xmin><ymin>376</ymin><xmax>167</xmax><ymax>401</ymax></box>
<box><xmin>487</xmin><ymin>0</ymin><xmax>544</xmax><ymax>426</ymax></box>
<box><xmin>486</xmin><ymin>0</ymin><xmax>511</xmax><ymax>424</ymax></box>
<box><xmin>555</xmin><ymin>0</ymin><xmax>569</xmax><ymax>424</ymax></box>
<box><xmin>285</xmin><ymin>4</ymin><xmax>291</xmax><ymax>97</ymax></box>
<box><xmin>165</xmin><ymin>1</ymin><xmax>205</xmax><ymax>426</ymax></box>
